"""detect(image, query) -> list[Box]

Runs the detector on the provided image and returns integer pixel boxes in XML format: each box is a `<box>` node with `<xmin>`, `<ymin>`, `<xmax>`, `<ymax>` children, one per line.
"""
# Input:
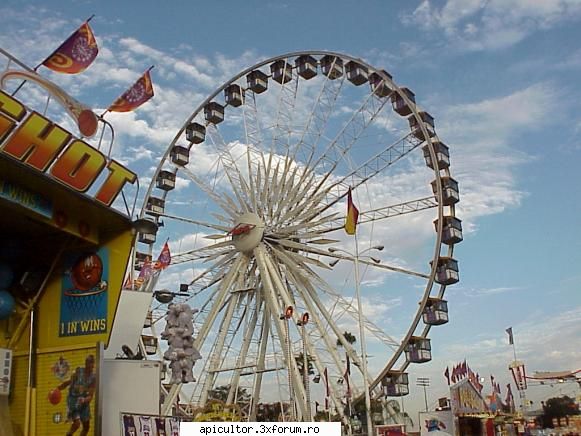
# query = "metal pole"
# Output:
<box><xmin>354</xmin><ymin>240</ymin><xmax>373</xmax><ymax>435</ymax></box>
<box><xmin>302</xmin><ymin>323</ymin><xmax>312</xmax><ymax>420</ymax></box>
<box><xmin>417</xmin><ymin>378</ymin><xmax>430</xmax><ymax>412</ymax></box>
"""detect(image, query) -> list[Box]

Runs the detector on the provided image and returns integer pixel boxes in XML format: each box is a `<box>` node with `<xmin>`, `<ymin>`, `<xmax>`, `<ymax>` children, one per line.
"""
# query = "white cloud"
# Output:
<box><xmin>403</xmin><ymin>0</ymin><xmax>581</xmax><ymax>51</ymax></box>
<box><xmin>439</xmin><ymin>83</ymin><xmax>558</xmax><ymax>228</ymax></box>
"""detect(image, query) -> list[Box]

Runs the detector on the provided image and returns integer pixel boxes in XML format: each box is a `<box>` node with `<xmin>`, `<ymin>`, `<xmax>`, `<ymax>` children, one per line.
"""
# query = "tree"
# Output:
<box><xmin>294</xmin><ymin>352</ymin><xmax>315</xmax><ymax>377</ymax></box>
<box><xmin>208</xmin><ymin>384</ymin><xmax>251</xmax><ymax>407</ymax></box>
<box><xmin>540</xmin><ymin>395</ymin><xmax>580</xmax><ymax>428</ymax></box>
<box><xmin>337</xmin><ymin>331</ymin><xmax>357</xmax><ymax>347</ymax></box>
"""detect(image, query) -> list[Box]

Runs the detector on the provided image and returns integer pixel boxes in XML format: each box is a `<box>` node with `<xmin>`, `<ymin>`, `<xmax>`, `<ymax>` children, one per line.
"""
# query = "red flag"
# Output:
<box><xmin>343</xmin><ymin>354</ymin><xmax>352</xmax><ymax>397</ymax></box>
<box><xmin>506</xmin><ymin>327</ymin><xmax>514</xmax><ymax>345</ymax></box>
<box><xmin>107</xmin><ymin>68</ymin><xmax>154</xmax><ymax>113</ymax></box>
<box><xmin>344</xmin><ymin>187</ymin><xmax>359</xmax><ymax>235</ymax></box>
<box><xmin>323</xmin><ymin>368</ymin><xmax>331</xmax><ymax>397</ymax></box>
<box><xmin>154</xmin><ymin>241</ymin><xmax>171</xmax><ymax>270</ymax></box>
<box><xmin>135</xmin><ymin>256</ymin><xmax>153</xmax><ymax>288</ymax></box>
<box><xmin>444</xmin><ymin>366</ymin><xmax>450</xmax><ymax>385</ymax></box>
<box><xmin>42</xmin><ymin>21</ymin><xmax>98</xmax><ymax>74</ymax></box>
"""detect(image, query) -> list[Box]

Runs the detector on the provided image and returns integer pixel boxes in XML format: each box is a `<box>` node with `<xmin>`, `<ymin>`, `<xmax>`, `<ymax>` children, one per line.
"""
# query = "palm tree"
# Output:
<box><xmin>208</xmin><ymin>384</ymin><xmax>251</xmax><ymax>407</ymax></box>
<box><xmin>337</xmin><ymin>331</ymin><xmax>357</xmax><ymax>347</ymax></box>
<box><xmin>294</xmin><ymin>352</ymin><xmax>315</xmax><ymax>378</ymax></box>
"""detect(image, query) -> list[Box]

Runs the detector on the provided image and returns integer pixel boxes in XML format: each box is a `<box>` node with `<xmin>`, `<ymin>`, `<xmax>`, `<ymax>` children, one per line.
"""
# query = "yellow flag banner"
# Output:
<box><xmin>344</xmin><ymin>187</ymin><xmax>359</xmax><ymax>235</ymax></box>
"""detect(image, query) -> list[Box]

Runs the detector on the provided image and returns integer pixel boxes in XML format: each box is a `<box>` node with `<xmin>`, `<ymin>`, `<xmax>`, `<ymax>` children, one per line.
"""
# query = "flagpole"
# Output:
<box><xmin>11</xmin><ymin>15</ymin><xmax>96</xmax><ymax>97</ymax></box>
<box><xmin>353</xmin><ymin>233</ymin><xmax>374</xmax><ymax>436</ymax></box>
<box><xmin>101</xmin><ymin>65</ymin><xmax>155</xmax><ymax>118</ymax></box>
<box><xmin>508</xmin><ymin>328</ymin><xmax>528</xmax><ymax>416</ymax></box>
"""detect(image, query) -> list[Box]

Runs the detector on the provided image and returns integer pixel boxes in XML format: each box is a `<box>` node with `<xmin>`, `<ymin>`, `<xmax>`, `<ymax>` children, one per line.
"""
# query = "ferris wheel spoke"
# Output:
<box><xmin>242</xmin><ymin>90</ymin><xmax>266</xmax><ymax>165</ymax></box>
<box><xmin>249</xmin><ymin>299</ymin><xmax>271</xmax><ymax>420</ymax></box>
<box><xmin>282</xmin><ymin>257</ymin><xmax>401</xmax><ymax>350</ymax></box>
<box><xmin>171</xmin><ymin>240</ymin><xmax>233</xmax><ymax>265</ymax></box>
<box><xmin>198</xmin><ymin>292</ymin><xmax>242</xmax><ymax>406</ymax></box>
<box><xmin>205</xmin><ymin>123</ymin><xmax>253</xmax><ymax>212</ymax></box>
<box><xmin>226</xmin><ymin>294</ymin><xmax>262</xmax><ymax>404</ymax></box>
<box><xmin>315</xmin><ymin>196</ymin><xmax>439</xmax><ymax>234</ymax></box>
<box><xmin>328</xmin><ymin>253</ymin><xmax>430</xmax><ymax>279</ymax></box>
<box><xmin>270</xmin><ymin>64</ymin><xmax>299</xmax><ymax>156</ymax></box>
<box><xmin>177</xmin><ymin>164</ymin><xmax>238</xmax><ymax>219</ymax></box>
<box><xmin>254</xmin><ymin>244</ymin><xmax>309</xmax><ymax>420</ymax></box>
<box><xmin>246</xmin><ymin>148</ymin><xmax>259</xmax><ymax>213</ymax></box>
<box><xmin>147</xmin><ymin>211</ymin><xmax>232</xmax><ymax>233</ymax></box>
<box><xmin>289</xmin><ymin>64</ymin><xmax>346</xmax><ymax>165</ymax></box>
<box><xmin>312</xmin><ymin>132</ymin><xmax>425</xmax><ymax>215</ymax></box>
<box><xmin>311</xmin><ymin>88</ymin><xmax>391</xmax><ymax>179</ymax></box>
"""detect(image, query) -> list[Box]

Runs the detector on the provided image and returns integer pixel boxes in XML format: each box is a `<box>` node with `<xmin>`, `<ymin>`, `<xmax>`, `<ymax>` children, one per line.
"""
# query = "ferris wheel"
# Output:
<box><xmin>138</xmin><ymin>51</ymin><xmax>462</xmax><ymax>425</ymax></box>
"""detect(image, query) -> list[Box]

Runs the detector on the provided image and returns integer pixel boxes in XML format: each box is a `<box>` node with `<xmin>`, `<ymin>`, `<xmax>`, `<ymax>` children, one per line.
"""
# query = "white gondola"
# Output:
<box><xmin>204</xmin><ymin>102</ymin><xmax>225</xmax><ymax>125</ymax></box>
<box><xmin>431</xmin><ymin>256</ymin><xmax>459</xmax><ymax>285</ymax></box>
<box><xmin>270</xmin><ymin>59</ymin><xmax>292</xmax><ymax>84</ymax></box>
<box><xmin>345</xmin><ymin>61</ymin><xmax>368</xmax><ymax>86</ymax></box>
<box><xmin>381</xmin><ymin>371</ymin><xmax>409</xmax><ymax>397</ymax></box>
<box><xmin>225</xmin><ymin>84</ymin><xmax>244</xmax><ymax>107</ymax></box>
<box><xmin>138</xmin><ymin>230</ymin><xmax>156</xmax><ymax>245</ymax></box>
<box><xmin>247</xmin><ymin>70</ymin><xmax>268</xmax><ymax>93</ymax></box>
<box><xmin>144</xmin><ymin>310</ymin><xmax>153</xmax><ymax>328</ymax></box>
<box><xmin>391</xmin><ymin>87</ymin><xmax>416</xmax><ymax>116</ymax></box>
<box><xmin>405</xmin><ymin>336</ymin><xmax>432</xmax><ymax>363</ymax></box>
<box><xmin>369</xmin><ymin>69</ymin><xmax>392</xmax><ymax>97</ymax></box>
<box><xmin>185</xmin><ymin>122</ymin><xmax>205</xmax><ymax>144</ymax></box>
<box><xmin>295</xmin><ymin>55</ymin><xmax>318</xmax><ymax>80</ymax></box>
<box><xmin>135</xmin><ymin>252</ymin><xmax>150</xmax><ymax>271</ymax></box>
<box><xmin>321</xmin><ymin>55</ymin><xmax>343</xmax><ymax>80</ymax></box>
<box><xmin>170</xmin><ymin>145</ymin><xmax>190</xmax><ymax>166</ymax></box>
<box><xmin>146</xmin><ymin>196</ymin><xmax>165</xmax><ymax>215</ymax></box>
<box><xmin>422</xmin><ymin>141</ymin><xmax>450</xmax><ymax>170</ymax></box>
<box><xmin>422</xmin><ymin>298</ymin><xmax>449</xmax><ymax>326</ymax></box>
<box><xmin>409</xmin><ymin>111</ymin><xmax>436</xmax><ymax>141</ymax></box>
<box><xmin>434</xmin><ymin>216</ymin><xmax>463</xmax><ymax>245</ymax></box>
<box><xmin>141</xmin><ymin>335</ymin><xmax>158</xmax><ymax>355</ymax></box>
<box><xmin>156</xmin><ymin>170</ymin><xmax>176</xmax><ymax>191</ymax></box>
<box><xmin>431</xmin><ymin>176</ymin><xmax>460</xmax><ymax>206</ymax></box>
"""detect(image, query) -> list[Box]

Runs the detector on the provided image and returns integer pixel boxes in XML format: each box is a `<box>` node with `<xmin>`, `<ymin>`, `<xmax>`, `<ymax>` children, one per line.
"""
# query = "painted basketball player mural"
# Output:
<box><xmin>56</xmin><ymin>354</ymin><xmax>96</xmax><ymax>436</ymax></box>
<box><xmin>60</xmin><ymin>250</ymin><xmax>109</xmax><ymax>337</ymax></box>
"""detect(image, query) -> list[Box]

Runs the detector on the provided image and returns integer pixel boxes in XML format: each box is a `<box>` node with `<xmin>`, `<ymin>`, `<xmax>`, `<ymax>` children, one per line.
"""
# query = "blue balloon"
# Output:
<box><xmin>0</xmin><ymin>263</ymin><xmax>14</xmax><ymax>288</ymax></box>
<box><xmin>0</xmin><ymin>290</ymin><xmax>15</xmax><ymax>320</ymax></box>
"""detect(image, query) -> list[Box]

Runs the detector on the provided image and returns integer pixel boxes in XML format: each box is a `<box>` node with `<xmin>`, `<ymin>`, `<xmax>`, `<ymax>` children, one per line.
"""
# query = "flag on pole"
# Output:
<box><xmin>106</xmin><ymin>67</ymin><xmax>154</xmax><ymax>113</ymax></box>
<box><xmin>444</xmin><ymin>366</ymin><xmax>450</xmax><ymax>385</ymax></box>
<box><xmin>154</xmin><ymin>240</ymin><xmax>171</xmax><ymax>270</ymax></box>
<box><xmin>344</xmin><ymin>354</ymin><xmax>352</xmax><ymax>398</ymax></box>
<box><xmin>323</xmin><ymin>367</ymin><xmax>330</xmax><ymax>409</ymax></box>
<box><xmin>344</xmin><ymin>187</ymin><xmax>359</xmax><ymax>235</ymax></box>
<box><xmin>134</xmin><ymin>256</ymin><xmax>153</xmax><ymax>288</ymax></box>
<box><xmin>42</xmin><ymin>20</ymin><xmax>98</xmax><ymax>74</ymax></box>
<box><xmin>506</xmin><ymin>327</ymin><xmax>514</xmax><ymax>345</ymax></box>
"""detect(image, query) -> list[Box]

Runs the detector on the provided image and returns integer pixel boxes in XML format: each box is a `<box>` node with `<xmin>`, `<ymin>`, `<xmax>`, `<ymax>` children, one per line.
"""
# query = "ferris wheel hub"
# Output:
<box><xmin>231</xmin><ymin>212</ymin><xmax>265</xmax><ymax>253</ymax></box>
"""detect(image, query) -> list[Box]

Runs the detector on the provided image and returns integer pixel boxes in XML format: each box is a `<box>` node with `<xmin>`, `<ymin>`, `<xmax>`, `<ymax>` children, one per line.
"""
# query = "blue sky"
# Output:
<box><xmin>1</xmin><ymin>0</ymin><xmax>580</xmax><ymax>424</ymax></box>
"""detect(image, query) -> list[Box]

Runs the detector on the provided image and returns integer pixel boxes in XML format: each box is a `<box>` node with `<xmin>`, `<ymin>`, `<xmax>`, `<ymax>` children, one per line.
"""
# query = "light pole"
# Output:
<box><xmin>280</xmin><ymin>305</ymin><xmax>295</xmax><ymax>421</ymax></box>
<box><xmin>297</xmin><ymin>312</ymin><xmax>311</xmax><ymax>421</ymax></box>
<box><xmin>329</xmin><ymin>244</ymin><xmax>384</xmax><ymax>436</ymax></box>
<box><xmin>417</xmin><ymin>377</ymin><xmax>430</xmax><ymax>412</ymax></box>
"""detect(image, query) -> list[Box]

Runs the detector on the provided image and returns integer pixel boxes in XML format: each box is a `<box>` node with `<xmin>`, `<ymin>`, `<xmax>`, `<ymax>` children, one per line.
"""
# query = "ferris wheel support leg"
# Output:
<box><xmin>199</xmin><ymin>293</ymin><xmax>241</xmax><ymax>407</ymax></box>
<box><xmin>226</xmin><ymin>295</ymin><xmax>262</xmax><ymax>405</ymax></box>
<box><xmin>249</xmin><ymin>304</ymin><xmax>271</xmax><ymax>420</ymax></box>
<box><xmin>254</xmin><ymin>245</ymin><xmax>309</xmax><ymax>421</ymax></box>
<box><xmin>299</xmin><ymin>275</ymin><xmax>371</xmax><ymax>384</ymax></box>
<box><xmin>261</xmin><ymin>249</ymin><xmax>351</xmax><ymax>426</ymax></box>
<box><xmin>161</xmin><ymin>257</ymin><xmax>247</xmax><ymax>415</ymax></box>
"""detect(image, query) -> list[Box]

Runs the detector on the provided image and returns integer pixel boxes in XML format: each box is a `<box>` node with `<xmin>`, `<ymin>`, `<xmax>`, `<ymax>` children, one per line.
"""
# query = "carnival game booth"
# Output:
<box><xmin>0</xmin><ymin>68</ymin><xmax>138</xmax><ymax>435</ymax></box>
